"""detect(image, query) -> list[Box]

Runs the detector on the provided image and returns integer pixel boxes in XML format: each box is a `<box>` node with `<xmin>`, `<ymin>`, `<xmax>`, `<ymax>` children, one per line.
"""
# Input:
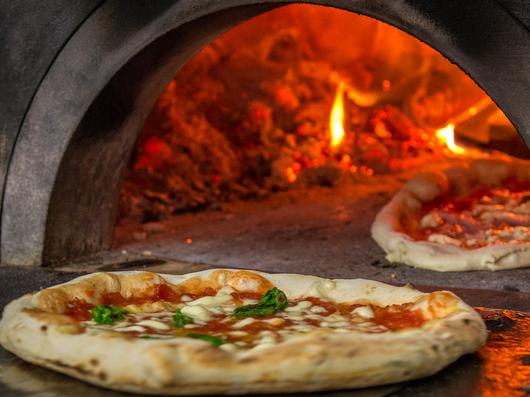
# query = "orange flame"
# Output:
<box><xmin>435</xmin><ymin>124</ymin><xmax>467</xmax><ymax>155</ymax></box>
<box><xmin>329</xmin><ymin>82</ymin><xmax>346</xmax><ymax>148</ymax></box>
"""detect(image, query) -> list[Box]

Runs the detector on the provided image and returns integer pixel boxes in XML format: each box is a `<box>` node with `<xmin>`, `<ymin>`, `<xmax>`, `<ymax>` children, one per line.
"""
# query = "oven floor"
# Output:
<box><xmin>111</xmin><ymin>181</ymin><xmax>530</xmax><ymax>293</ymax></box>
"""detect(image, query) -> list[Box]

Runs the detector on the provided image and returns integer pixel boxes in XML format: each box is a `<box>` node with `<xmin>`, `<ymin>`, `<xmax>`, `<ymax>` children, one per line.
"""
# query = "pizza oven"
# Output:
<box><xmin>1</xmin><ymin>1</ymin><xmax>530</xmax><ymax>396</ymax></box>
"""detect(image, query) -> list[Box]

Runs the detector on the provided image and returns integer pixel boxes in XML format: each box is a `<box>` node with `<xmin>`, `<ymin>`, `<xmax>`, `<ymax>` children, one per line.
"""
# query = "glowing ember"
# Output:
<box><xmin>435</xmin><ymin>124</ymin><xmax>467</xmax><ymax>155</ymax></box>
<box><xmin>329</xmin><ymin>81</ymin><xmax>346</xmax><ymax>148</ymax></box>
<box><xmin>285</xmin><ymin>166</ymin><xmax>297</xmax><ymax>183</ymax></box>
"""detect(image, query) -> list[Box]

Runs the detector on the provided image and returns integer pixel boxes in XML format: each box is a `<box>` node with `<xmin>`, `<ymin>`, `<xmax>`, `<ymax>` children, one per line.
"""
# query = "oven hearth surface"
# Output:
<box><xmin>112</xmin><ymin>182</ymin><xmax>530</xmax><ymax>294</ymax></box>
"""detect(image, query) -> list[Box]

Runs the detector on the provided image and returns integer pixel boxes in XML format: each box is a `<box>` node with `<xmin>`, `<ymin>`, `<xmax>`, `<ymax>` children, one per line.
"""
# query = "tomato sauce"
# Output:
<box><xmin>231</xmin><ymin>291</ymin><xmax>263</xmax><ymax>305</ymax></box>
<box><xmin>188</xmin><ymin>287</ymin><xmax>217</xmax><ymax>299</ymax></box>
<box><xmin>371</xmin><ymin>303</ymin><xmax>425</xmax><ymax>330</ymax></box>
<box><xmin>64</xmin><ymin>287</ymin><xmax>428</xmax><ymax>345</ymax></box>
<box><xmin>63</xmin><ymin>298</ymin><xmax>94</xmax><ymax>321</ymax></box>
<box><xmin>304</xmin><ymin>297</ymin><xmax>338</xmax><ymax>314</ymax></box>
<box><xmin>153</xmin><ymin>284</ymin><xmax>182</xmax><ymax>302</ymax></box>
<box><xmin>409</xmin><ymin>181</ymin><xmax>530</xmax><ymax>248</ymax></box>
<box><xmin>63</xmin><ymin>284</ymin><xmax>184</xmax><ymax>320</ymax></box>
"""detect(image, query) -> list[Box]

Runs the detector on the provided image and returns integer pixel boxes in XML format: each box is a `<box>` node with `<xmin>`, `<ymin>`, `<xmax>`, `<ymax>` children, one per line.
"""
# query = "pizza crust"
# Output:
<box><xmin>0</xmin><ymin>269</ymin><xmax>486</xmax><ymax>395</ymax></box>
<box><xmin>371</xmin><ymin>158</ymin><xmax>530</xmax><ymax>271</ymax></box>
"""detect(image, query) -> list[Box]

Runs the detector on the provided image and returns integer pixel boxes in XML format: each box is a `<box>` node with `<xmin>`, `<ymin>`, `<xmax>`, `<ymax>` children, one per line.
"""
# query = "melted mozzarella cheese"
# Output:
<box><xmin>188</xmin><ymin>294</ymin><xmax>232</xmax><ymax>307</ymax></box>
<box><xmin>232</xmin><ymin>317</ymin><xmax>256</xmax><ymax>329</ymax></box>
<box><xmin>264</xmin><ymin>318</ymin><xmax>284</xmax><ymax>326</ymax></box>
<box><xmin>136</xmin><ymin>320</ymin><xmax>171</xmax><ymax>330</ymax></box>
<box><xmin>114</xmin><ymin>325</ymin><xmax>146</xmax><ymax>333</ymax></box>
<box><xmin>228</xmin><ymin>331</ymin><xmax>249</xmax><ymax>337</ymax></box>
<box><xmin>428</xmin><ymin>233</ymin><xmax>462</xmax><ymax>246</ymax></box>
<box><xmin>181</xmin><ymin>305</ymin><xmax>212</xmax><ymax>322</ymax></box>
<box><xmin>125</xmin><ymin>301</ymin><xmax>181</xmax><ymax>313</ymax></box>
<box><xmin>220</xmin><ymin>343</ymin><xmax>238</xmax><ymax>352</ymax></box>
<box><xmin>352</xmin><ymin>306</ymin><xmax>375</xmax><ymax>319</ymax></box>
<box><xmin>419</xmin><ymin>212</ymin><xmax>443</xmax><ymax>229</ymax></box>
<box><xmin>285</xmin><ymin>301</ymin><xmax>312</xmax><ymax>312</ymax></box>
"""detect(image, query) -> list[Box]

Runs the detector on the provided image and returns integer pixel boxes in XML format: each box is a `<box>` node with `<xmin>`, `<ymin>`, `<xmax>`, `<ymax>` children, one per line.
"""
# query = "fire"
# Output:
<box><xmin>435</xmin><ymin>124</ymin><xmax>467</xmax><ymax>155</ymax></box>
<box><xmin>285</xmin><ymin>166</ymin><xmax>297</xmax><ymax>183</ymax></box>
<box><xmin>329</xmin><ymin>81</ymin><xmax>346</xmax><ymax>148</ymax></box>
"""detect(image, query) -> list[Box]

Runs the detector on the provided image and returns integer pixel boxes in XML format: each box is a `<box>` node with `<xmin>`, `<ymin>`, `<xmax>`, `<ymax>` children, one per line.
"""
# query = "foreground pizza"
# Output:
<box><xmin>0</xmin><ymin>269</ymin><xmax>486</xmax><ymax>395</ymax></box>
<box><xmin>372</xmin><ymin>158</ymin><xmax>530</xmax><ymax>271</ymax></box>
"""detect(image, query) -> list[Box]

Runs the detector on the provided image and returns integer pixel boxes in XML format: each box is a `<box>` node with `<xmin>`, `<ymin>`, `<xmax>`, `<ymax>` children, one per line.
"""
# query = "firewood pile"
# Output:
<box><xmin>117</xmin><ymin>5</ymin><xmax>487</xmax><ymax>225</ymax></box>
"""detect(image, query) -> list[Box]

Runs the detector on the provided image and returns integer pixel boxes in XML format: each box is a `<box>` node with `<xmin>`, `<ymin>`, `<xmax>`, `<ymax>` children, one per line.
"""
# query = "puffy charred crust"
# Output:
<box><xmin>33</xmin><ymin>270</ymin><xmax>274</xmax><ymax>314</ymax></box>
<box><xmin>470</xmin><ymin>159</ymin><xmax>514</xmax><ymax>187</ymax></box>
<box><xmin>175</xmin><ymin>270</ymin><xmax>273</xmax><ymax>295</ymax></box>
<box><xmin>405</xmin><ymin>171</ymin><xmax>449</xmax><ymax>202</ymax></box>
<box><xmin>33</xmin><ymin>272</ymin><xmax>168</xmax><ymax>313</ymax></box>
<box><xmin>371</xmin><ymin>157</ymin><xmax>530</xmax><ymax>271</ymax></box>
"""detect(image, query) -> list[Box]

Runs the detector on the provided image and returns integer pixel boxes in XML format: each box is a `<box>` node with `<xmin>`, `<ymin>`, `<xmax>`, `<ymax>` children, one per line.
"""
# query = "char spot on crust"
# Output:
<box><xmin>346</xmin><ymin>349</ymin><xmax>358</xmax><ymax>358</ymax></box>
<box><xmin>98</xmin><ymin>371</ymin><xmax>108</xmax><ymax>381</ymax></box>
<box><xmin>40</xmin><ymin>325</ymin><xmax>48</xmax><ymax>332</ymax></box>
<box><xmin>51</xmin><ymin>360</ymin><xmax>92</xmax><ymax>376</ymax></box>
<box><xmin>314</xmin><ymin>354</ymin><xmax>328</xmax><ymax>366</ymax></box>
<box><xmin>431</xmin><ymin>344</ymin><xmax>439</xmax><ymax>352</ymax></box>
<box><xmin>90</xmin><ymin>358</ymin><xmax>99</xmax><ymax>366</ymax></box>
<box><xmin>463</xmin><ymin>319</ymin><xmax>471</xmax><ymax>325</ymax></box>
<box><xmin>239</xmin><ymin>357</ymin><xmax>257</xmax><ymax>364</ymax></box>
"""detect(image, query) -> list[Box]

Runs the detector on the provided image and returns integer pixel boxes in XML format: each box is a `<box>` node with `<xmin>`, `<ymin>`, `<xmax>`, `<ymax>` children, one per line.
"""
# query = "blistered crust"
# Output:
<box><xmin>0</xmin><ymin>269</ymin><xmax>487</xmax><ymax>395</ymax></box>
<box><xmin>371</xmin><ymin>158</ymin><xmax>530</xmax><ymax>271</ymax></box>
<box><xmin>33</xmin><ymin>270</ymin><xmax>273</xmax><ymax>314</ymax></box>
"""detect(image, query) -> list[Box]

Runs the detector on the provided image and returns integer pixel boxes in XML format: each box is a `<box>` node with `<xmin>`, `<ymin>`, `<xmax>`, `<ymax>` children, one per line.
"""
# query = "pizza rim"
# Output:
<box><xmin>371</xmin><ymin>158</ymin><xmax>530</xmax><ymax>272</ymax></box>
<box><xmin>0</xmin><ymin>269</ymin><xmax>487</xmax><ymax>395</ymax></box>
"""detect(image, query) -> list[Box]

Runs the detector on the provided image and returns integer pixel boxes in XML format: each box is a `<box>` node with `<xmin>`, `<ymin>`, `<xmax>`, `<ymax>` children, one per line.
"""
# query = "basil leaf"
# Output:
<box><xmin>173</xmin><ymin>310</ymin><xmax>193</xmax><ymax>328</ymax></box>
<box><xmin>91</xmin><ymin>304</ymin><xmax>127</xmax><ymax>324</ymax></box>
<box><xmin>187</xmin><ymin>333</ymin><xmax>225</xmax><ymax>347</ymax></box>
<box><xmin>233</xmin><ymin>287</ymin><xmax>288</xmax><ymax>319</ymax></box>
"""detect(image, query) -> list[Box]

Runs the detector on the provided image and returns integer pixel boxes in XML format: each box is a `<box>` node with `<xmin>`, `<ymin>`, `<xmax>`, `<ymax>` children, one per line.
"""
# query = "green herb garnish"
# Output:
<box><xmin>91</xmin><ymin>304</ymin><xmax>127</xmax><ymax>324</ymax></box>
<box><xmin>173</xmin><ymin>310</ymin><xmax>193</xmax><ymax>327</ymax></box>
<box><xmin>233</xmin><ymin>287</ymin><xmax>288</xmax><ymax>319</ymax></box>
<box><xmin>187</xmin><ymin>333</ymin><xmax>225</xmax><ymax>347</ymax></box>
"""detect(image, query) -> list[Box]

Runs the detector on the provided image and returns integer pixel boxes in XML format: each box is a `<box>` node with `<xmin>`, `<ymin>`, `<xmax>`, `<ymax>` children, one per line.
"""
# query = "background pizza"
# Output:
<box><xmin>372</xmin><ymin>158</ymin><xmax>530</xmax><ymax>271</ymax></box>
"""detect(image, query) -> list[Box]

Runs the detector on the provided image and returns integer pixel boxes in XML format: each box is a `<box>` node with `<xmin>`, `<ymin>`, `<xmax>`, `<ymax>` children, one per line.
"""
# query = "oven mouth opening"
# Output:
<box><xmin>113</xmin><ymin>4</ymin><xmax>528</xmax><ymax>257</ymax></box>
